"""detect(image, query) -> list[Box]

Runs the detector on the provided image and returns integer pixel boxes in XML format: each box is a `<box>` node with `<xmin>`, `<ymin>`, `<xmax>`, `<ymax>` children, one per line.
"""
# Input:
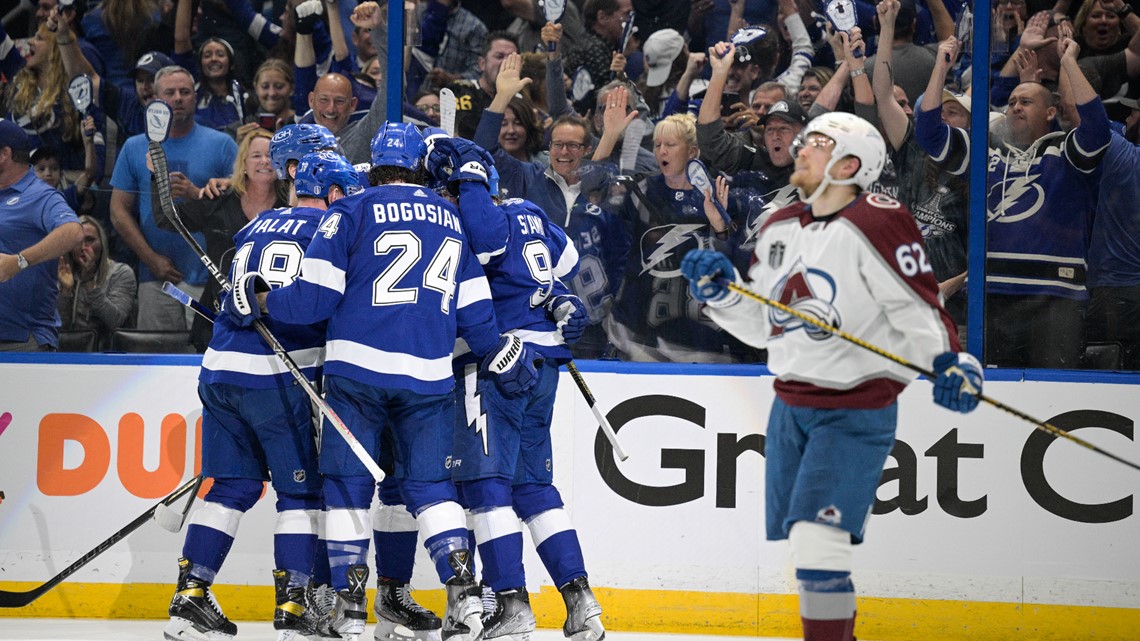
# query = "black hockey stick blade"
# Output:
<box><xmin>716</xmin><ymin>278</ymin><xmax>1140</xmax><ymax>473</ymax></box>
<box><xmin>0</xmin><ymin>475</ymin><xmax>202</xmax><ymax>608</ymax></box>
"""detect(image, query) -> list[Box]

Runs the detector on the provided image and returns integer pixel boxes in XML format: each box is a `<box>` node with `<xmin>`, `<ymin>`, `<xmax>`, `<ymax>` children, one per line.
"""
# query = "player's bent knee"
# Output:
<box><xmin>323</xmin><ymin>475</ymin><xmax>375</xmax><ymax>510</ymax></box>
<box><xmin>400</xmin><ymin>479</ymin><xmax>458</xmax><ymax>515</ymax></box>
<box><xmin>511</xmin><ymin>482</ymin><xmax>563</xmax><ymax>521</ymax></box>
<box><xmin>377</xmin><ymin>476</ymin><xmax>403</xmax><ymax>505</ymax></box>
<box><xmin>461</xmin><ymin>477</ymin><xmax>513</xmax><ymax>510</ymax></box>
<box><xmin>789</xmin><ymin>521</ymin><xmax>852</xmax><ymax>572</ymax></box>
<box><xmin>204</xmin><ymin>477</ymin><xmax>264</xmax><ymax>513</ymax></box>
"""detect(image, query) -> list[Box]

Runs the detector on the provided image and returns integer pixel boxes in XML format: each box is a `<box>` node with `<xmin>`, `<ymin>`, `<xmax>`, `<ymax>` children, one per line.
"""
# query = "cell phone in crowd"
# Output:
<box><xmin>257</xmin><ymin>113</ymin><xmax>277</xmax><ymax>131</ymax></box>
<box><xmin>721</xmin><ymin>93</ymin><xmax>740</xmax><ymax>117</ymax></box>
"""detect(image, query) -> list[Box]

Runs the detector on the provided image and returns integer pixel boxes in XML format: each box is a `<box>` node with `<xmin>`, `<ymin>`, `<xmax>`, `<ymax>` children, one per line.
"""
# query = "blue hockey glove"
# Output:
<box><xmin>483</xmin><ymin>334</ymin><xmax>539</xmax><ymax>396</ymax></box>
<box><xmin>680</xmin><ymin>249</ymin><xmax>738</xmax><ymax>304</ymax></box>
<box><xmin>932</xmin><ymin>351</ymin><xmax>983</xmax><ymax>413</ymax></box>
<box><xmin>546</xmin><ymin>294</ymin><xmax>588</xmax><ymax>344</ymax></box>
<box><xmin>424</xmin><ymin>140</ymin><xmax>456</xmax><ymax>186</ymax></box>
<box><xmin>225</xmin><ymin>272</ymin><xmax>270</xmax><ymax>327</ymax></box>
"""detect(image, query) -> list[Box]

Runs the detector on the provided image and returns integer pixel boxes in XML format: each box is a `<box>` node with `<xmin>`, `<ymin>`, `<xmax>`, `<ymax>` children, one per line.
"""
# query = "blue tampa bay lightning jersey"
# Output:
<box><xmin>200</xmin><ymin>206</ymin><xmax>328</xmax><ymax>389</ymax></box>
<box><xmin>453</xmin><ymin>183</ymin><xmax>580</xmax><ymax>365</ymax></box>
<box><xmin>265</xmin><ymin>182</ymin><xmax>502</xmax><ymax>394</ymax></box>
<box><xmin>608</xmin><ymin>174</ymin><xmax>766</xmax><ymax>361</ymax></box>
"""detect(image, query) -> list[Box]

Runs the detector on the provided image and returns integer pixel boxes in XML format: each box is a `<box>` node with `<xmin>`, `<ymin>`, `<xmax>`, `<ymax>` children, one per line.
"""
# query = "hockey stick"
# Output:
<box><xmin>566</xmin><ymin>361</ymin><xmax>628</xmax><ymax>461</ymax></box>
<box><xmin>708</xmin><ymin>277</ymin><xmax>1140</xmax><ymax>473</ymax></box>
<box><xmin>162</xmin><ymin>281</ymin><xmax>216</xmax><ymax>322</ymax></box>
<box><xmin>0</xmin><ymin>475</ymin><xmax>201</xmax><ymax>608</ymax></box>
<box><xmin>144</xmin><ymin>101</ymin><xmax>385</xmax><ymax>483</ymax></box>
<box><xmin>152</xmin><ymin>473</ymin><xmax>205</xmax><ymax>533</ymax></box>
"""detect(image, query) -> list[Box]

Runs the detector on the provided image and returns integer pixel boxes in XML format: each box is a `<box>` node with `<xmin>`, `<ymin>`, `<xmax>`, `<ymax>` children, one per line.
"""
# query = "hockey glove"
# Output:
<box><xmin>483</xmin><ymin>334</ymin><xmax>539</xmax><ymax>396</ymax></box>
<box><xmin>225</xmin><ymin>272</ymin><xmax>270</xmax><ymax>327</ymax></box>
<box><xmin>680</xmin><ymin>249</ymin><xmax>739</xmax><ymax>305</ymax></box>
<box><xmin>294</xmin><ymin>0</ymin><xmax>323</xmax><ymax>35</ymax></box>
<box><xmin>546</xmin><ymin>294</ymin><xmax>588</xmax><ymax>344</ymax></box>
<box><xmin>932</xmin><ymin>351</ymin><xmax>983</xmax><ymax>413</ymax></box>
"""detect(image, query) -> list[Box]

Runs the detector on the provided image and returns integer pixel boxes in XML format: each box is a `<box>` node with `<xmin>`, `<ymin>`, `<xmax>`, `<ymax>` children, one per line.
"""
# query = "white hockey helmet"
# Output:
<box><xmin>798</xmin><ymin>111</ymin><xmax>886</xmax><ymax>193</ymax></box>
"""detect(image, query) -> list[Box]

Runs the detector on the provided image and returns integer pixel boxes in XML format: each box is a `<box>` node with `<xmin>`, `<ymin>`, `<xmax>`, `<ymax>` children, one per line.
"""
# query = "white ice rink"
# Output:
<box><xmin>0</xmin><ymin>619</ymin><xmax>814</xmax><ymax>641</ymax></box>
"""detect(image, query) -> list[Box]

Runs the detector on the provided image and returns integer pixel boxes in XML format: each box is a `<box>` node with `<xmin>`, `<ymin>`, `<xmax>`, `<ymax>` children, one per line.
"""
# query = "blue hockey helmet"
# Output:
<box><xmin>270</xmin><ymin>123</ymin><xmax>339</xmax><ymax>179</ymax></box>
<box><xmin>293</xmin><ymin>151</ymin><xmax>363</xmax><ymax>199</ymax></box>
<box><xmin>370</xmin><ymin>121</ymin><xmax>426</xmax><ymax>170</ymax></box>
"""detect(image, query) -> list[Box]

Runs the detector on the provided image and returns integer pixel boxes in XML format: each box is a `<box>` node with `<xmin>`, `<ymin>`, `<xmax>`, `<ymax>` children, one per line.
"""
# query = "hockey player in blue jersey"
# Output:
<box><xmin>231</xmin><ymin>122</ymin><xmax>541</xmax><ymax>641</ymax></box>
<box><xmin>272</xmin><ymin>121</ymin><xmax>444</xmax><ymax>641</ymax></box>
<box><xmin>166</xmin><ymin>151</ymin><xmax>360</xmax><ymax>641</ymax></box>
<box><xmin>427</xmin><ymin>137</ymin><xmax>606</xmax><ymax>641</ymax></box>
<box><xmin>271</xmin><ymin>123</ymin><xmax>342</xmax><ymax>203</ymax></box>
<box><xmin>682</xmin><ymin>113</ymin><xmax>982</xmax><ymax>641</ymax></box>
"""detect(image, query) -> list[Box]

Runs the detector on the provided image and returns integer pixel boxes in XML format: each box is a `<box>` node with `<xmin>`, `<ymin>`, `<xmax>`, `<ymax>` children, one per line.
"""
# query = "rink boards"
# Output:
<box><xmin>1</xmin><ymin>355</ymin><xmax>1138</xmax><ymax>639</ymax></box>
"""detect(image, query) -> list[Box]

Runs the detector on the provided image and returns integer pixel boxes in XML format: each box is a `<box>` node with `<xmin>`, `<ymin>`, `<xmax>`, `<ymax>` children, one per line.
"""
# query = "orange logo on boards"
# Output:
<box><xmin>36</xmin><ymin>413</ymin><xmax>204</xmax><ymax>499</ymax></box>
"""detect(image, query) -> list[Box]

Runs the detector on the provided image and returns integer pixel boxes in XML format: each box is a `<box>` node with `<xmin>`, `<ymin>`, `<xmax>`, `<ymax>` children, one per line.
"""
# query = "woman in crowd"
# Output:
<box><xmin>796</xmin><ymin>66</ymin><xmax>833</xmax><ymax>113</ymax></box>
<box><xmin>152</xmin><ymin>129</ymin><xmax>287</xmax><ymax>351</ymax></box>
<box><xmin>248</xmin><ymin>58</ymin><xmax>296</xmax><ymax>132</ymax></box>
<box><xmin>58</xmin><ymin>216</ymin><xmax>138</xmax><ymax>351</ymax></box>
<box><xmin>1074</xmin><ymin>0</ymin><xmax>1134</xmax><ymax>57</ymax></box>
<box><xmin>605</xmin><ymin>113</ymin><xmax>764</xmax><ymax>363</ymax></box>
<box><xmin>499</xmin><ymin>94</ymin><xmax>547</xmax><ymax>163</ymax></box>
<box><xmin>3</xmin><ymin>24</ymin><xmax>85</xmax><ymax>171</ymax></box>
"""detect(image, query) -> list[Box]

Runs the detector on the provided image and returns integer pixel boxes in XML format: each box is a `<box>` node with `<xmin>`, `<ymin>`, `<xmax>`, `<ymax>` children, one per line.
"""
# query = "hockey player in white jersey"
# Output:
<box><xmin>680</xmin><ymin>112</ymin><xmax>983</xmax><ymax>641</ymax></box>
<box><xmin>166</xmin><ymin>151</ymin><xmax>360</xmax><ymax>641</ymax></box>
<box><xmin>427</xmin><ymin>137</ymin><xmax>605</xmax><ymax>641</ymax></box>
<box><xmin>230</xmin><ymin>122</ymin><xmax>541</xmax><ymax>641</ymax></box>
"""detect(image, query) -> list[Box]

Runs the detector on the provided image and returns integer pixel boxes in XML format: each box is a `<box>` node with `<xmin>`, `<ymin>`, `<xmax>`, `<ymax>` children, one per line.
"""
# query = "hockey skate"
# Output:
<box><xmin>273</xmin><ymin>569</ymin><xmax>330</xmax><ymax>641</ymax></box>
<box><xmin>164</xmin><ymin>558</ymin><xmax>238</xmax><ymax>641</ymax></box>
<box><xmin>306</xmin><ymin>582</ymin><xmax>341</xmax><ymax>641</ymax></box>
<box><xmin>373</xmin><ymin>576</ymin><xmax>442</xmax><ymax>641</ymax></box>
<box><xmin>481</xmin><ymin>588</ymin><xmax>536</xmax><ymax>641</ymax></box>
<box><xmin>330</xmin><ymin>564</ymin><xmax>370</xmax><ymax>641</ymax></box>
<box><xmin>441</xmin><ymin>551</ymin><xmax>483</xmax><ymax>641</ymax></box>
<box><xmin>559</xmin><ymin>576</ymin><xmax>605</xmax><ymax>641</ymax></box>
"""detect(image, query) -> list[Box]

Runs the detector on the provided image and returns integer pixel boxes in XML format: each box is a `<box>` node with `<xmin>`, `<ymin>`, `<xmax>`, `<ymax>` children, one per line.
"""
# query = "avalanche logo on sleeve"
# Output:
<box><xmin>768</xmin><ymin>258</ymin><xmax>841</xmax><ymax>340</ymax></box>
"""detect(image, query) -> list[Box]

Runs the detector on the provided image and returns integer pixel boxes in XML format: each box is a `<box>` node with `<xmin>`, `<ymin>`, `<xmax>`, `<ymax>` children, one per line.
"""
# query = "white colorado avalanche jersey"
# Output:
<box><xmin>708</xmin><ymin>193</ymin><xmax>960</xmax><ymax>409</ymax></box>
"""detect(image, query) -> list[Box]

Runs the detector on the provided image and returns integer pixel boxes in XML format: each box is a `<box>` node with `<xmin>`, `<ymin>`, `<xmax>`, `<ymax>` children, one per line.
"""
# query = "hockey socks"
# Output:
<box><xmin>796</xmin><ymin>568</ymin><xmax>856</xmax><ymax>641</ymax></box>
<box><xmin>373</xmin><ymin>502</ymin><xmax>418</xmax><ymax>582</ymax></box>
<box><xmin>473</xmin><ymin>506</ymin><xmax>525</xmax><ymax>591</ymax></box>
<box><xmin>273</xmin><ymin>494</ymin><xmax>321</xmax><ymax>587</ymax></box>
<box><xmin>416</xmin><ymin>501</ymin><xmax>471</xmax><ymax>583</ymax></box>
<box><xmin>181</xmin><ymin>479</ymin><xmax>261</xmax><ymax>582</ymax></box>
<box><xmin>525</xmin><ymin>508</ymin><xmax>586</xmax><ymax>588</ymax></box>
<box><xmin>323</xmin><ymin>476</ymin><xmax>374</xmax><ymax>591</ymax></box>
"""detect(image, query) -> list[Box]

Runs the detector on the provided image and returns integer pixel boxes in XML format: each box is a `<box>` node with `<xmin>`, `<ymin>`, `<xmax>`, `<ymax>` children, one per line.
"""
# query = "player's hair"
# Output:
<box><xmin>481</xmin><ymin>31</ymin><xmax>520</xmax><ymax>58</ymax></box>
<box><xmin>653</xmin><ymin>114</ymin><xmax>697</xmax><ymax>149</ymax></box>
<box><xmin>368</xmin><ymin>165</ymin><xmax>428</xmax><ymax>187</ymax></box>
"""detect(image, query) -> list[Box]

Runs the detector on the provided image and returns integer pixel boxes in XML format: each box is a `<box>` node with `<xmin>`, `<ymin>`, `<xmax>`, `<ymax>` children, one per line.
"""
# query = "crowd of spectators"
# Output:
<box><xmin>0</xmin><ymin>0</ymin><xmax>1138</xmax><ymax>371</ymax></box>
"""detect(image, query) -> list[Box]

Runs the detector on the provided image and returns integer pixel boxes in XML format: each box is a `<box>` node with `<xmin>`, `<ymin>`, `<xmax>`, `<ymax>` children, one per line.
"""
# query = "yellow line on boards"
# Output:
<box><xmin>1</xmin><ymin>582</ymin><xmax>1136</xmax><ymax>640</ymax></box>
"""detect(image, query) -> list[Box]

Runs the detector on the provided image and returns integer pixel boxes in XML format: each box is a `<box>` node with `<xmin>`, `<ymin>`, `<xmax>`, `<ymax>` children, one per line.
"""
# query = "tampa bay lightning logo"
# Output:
<box><xmin>987</xmin><ymin>174</ymin><xmax>1046</xmax><ymax>223</ymax></box>
<box><xmin>768</xmin><ymin>258</ymin><xmax>841</xmax><ymax>340</ymax></box>
<box><xmin>640</xmin><ymin>223</ymin><xmax>710</xmax><ymax>277</ymax></box>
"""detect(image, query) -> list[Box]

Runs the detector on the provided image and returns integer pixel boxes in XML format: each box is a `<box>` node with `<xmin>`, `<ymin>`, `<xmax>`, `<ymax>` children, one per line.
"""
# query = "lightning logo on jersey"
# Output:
<box><xmin>768</xmin><ymin>258</ymin><xmax>842</xmax><ymax>341</ymax></box>
<box><xmin>640</xmin><ymin>224</ymin><xmax>711</xmax><ymax>277</ymax></box>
